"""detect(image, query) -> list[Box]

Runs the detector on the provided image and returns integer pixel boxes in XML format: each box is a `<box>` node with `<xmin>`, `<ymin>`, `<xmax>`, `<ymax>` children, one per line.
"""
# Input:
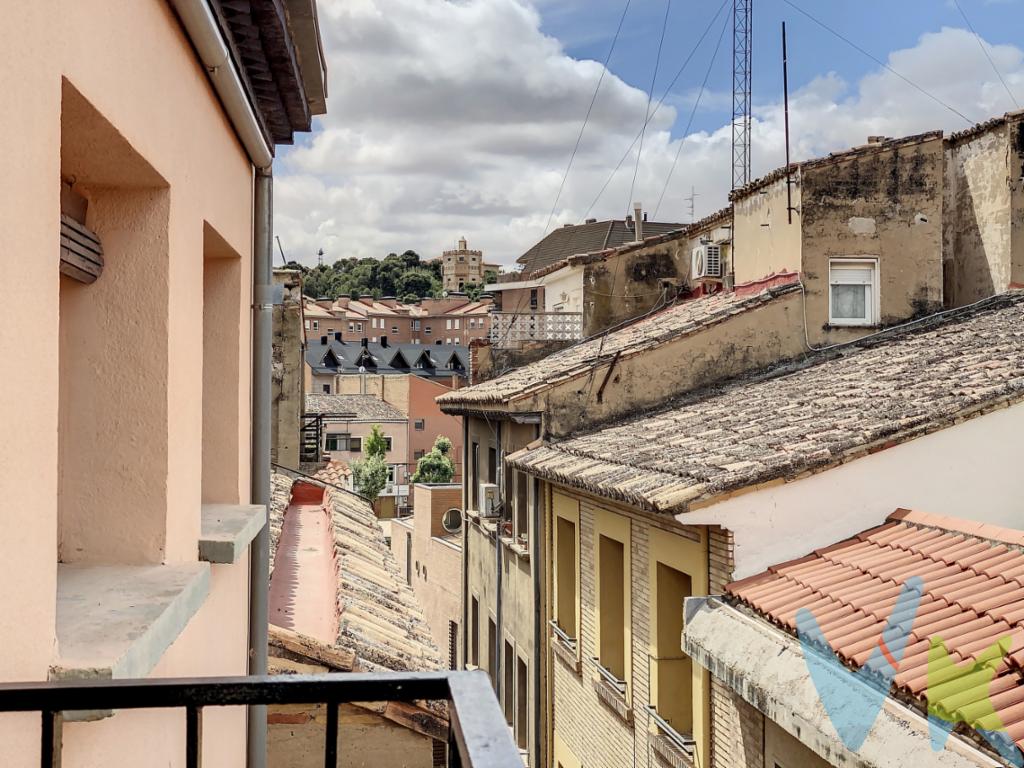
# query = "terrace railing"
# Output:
<box><xmin>489</xmin><ymin>312</ymin><xmax>582</xmax><ymax>348</ymax></box>
<box><xmin>0</xmin><ymin>670</ymin><xmax>521</xmax><ymax>768</ymax></box>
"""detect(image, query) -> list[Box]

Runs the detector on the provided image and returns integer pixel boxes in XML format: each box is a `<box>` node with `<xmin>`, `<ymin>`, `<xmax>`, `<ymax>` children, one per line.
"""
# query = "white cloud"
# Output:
<box><xmin>275</xmin><ymin>6</ymin><xmax>1024</xmax><ymax>268</ymax></box>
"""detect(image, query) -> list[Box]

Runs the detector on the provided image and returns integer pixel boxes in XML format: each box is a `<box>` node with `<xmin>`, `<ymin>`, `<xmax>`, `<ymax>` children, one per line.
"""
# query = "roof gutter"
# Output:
<box><xmin>168</xmin><ymin>0</ymin><xmax>274</xmax><ymax>169</ymax></box>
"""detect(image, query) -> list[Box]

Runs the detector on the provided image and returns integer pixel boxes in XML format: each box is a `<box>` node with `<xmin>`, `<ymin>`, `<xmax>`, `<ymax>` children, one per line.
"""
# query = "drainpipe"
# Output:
<box><xmin>248</xmin><ymin>168</ymin><xmax>273</xmax><ymax>768</ymax></box>
<box><xmin>531</xmin><ymin>439</ymin><xmax>543</xmax><ymax>768</ymax></box>
<box><xmin>495</xmin><ymin>421</ymin><xmax>504</xmax><ymax>707</ymax></box>
<box><xmin>461</xmin><ymin>418</ymin><xmax>470</xmax><ymax>666</ymax></box>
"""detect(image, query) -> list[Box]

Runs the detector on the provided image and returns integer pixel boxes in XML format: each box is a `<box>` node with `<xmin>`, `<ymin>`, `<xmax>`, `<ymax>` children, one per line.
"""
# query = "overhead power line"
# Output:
<box><xmin>780</xmin><ymin>0</ymin><xmax>976</xmax><ymax>126</ymax></box>
<box><xmin>951</xmin><ymin>0</ymin><xmax>1019</xmax><ymax>109</ymax></box>
<box><xmin>627</xmin><ymin>0</ymin><xmax>673</xmax><ymax>213</ymax></box>
<box><xmin>653</xmin><ymin>7</ymin><xmax>731</xmax><ymax>219</ymax></box>
<box><xmin>541</xmin><ymin>0</ymin><xmax>633</xmax><ymax>239</ymax></box>
<box><xmin>583</xmin><ymin>0</ymin><xmax>732</xmax><ymax>220</ymax></box>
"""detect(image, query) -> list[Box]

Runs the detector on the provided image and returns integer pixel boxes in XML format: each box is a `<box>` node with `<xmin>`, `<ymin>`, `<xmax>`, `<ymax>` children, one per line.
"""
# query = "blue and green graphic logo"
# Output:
<box><xmin>796</xmin><ymin>576</ymin><xmax>1021</xmax><ymax>765</ymax></box>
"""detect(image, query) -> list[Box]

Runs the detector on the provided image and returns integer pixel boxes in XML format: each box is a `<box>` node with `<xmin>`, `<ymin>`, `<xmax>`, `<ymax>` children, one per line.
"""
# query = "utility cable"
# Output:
<box><xmin>653</xmin><ymin>7</ymin><xmax>730</xmax><ymax>219</ymax></box>
<box><xmin>500</xmin><ymin>0</ymin><xmax>633</xmax><ymax>351</ymax></box>
<box><xmin>542</xmin><ymin>0</ymin><xmax>633</xmax><ymax>239</ymax></box>
<box><xmin>627</xmin><ymin>0</ymin><xmax>672</xmax><ymax>213</ymax></box>
<box><xmin>951</xmin><ymin>0</ymin><xmax>1019</xmax><ymax>109</ymax></box>
<box><xmin>583</xmin><ymin>0</ymin><xmax>731</xmax><ymax>221</ymax></box>
<box><xmin>780</xmin><ymin>0</ymin><xmax>976</xmax><ymax>125</ymax></box>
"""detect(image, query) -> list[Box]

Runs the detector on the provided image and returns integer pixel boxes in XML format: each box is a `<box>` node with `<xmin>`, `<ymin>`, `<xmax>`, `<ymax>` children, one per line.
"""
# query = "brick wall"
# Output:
<box><xmin>550</xmin><ymin>495</ymin><xmax>706</xmax><ymax>768</ymax></box>
<box><xmin>705</xmin><ymin>526</ymin><xmax>769</xmax><ymax>768</ymax></box>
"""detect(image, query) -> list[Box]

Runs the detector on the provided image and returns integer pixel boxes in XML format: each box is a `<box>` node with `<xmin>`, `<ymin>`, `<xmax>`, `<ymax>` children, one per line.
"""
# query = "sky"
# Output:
<box><xmin>274</xmin><ymin>0</ymin><xmax>1024</xmax><ymax>268</ymax></box>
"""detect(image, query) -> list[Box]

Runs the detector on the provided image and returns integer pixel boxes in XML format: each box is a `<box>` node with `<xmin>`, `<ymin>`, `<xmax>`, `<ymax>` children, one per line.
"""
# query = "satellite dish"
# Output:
<box><xmin>358</xmin><ymin>365</ymin><xmax>366</xmax><ymax>373</ymax></box>
<box><xmin>441</xmin><ymin>508</ymin><xmax>463</xmax><ymax>534</ymax></box>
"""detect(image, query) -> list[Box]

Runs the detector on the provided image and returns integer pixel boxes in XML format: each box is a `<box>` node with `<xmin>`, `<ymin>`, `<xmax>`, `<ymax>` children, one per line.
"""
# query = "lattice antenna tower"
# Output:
<box><xmin>732</xmin><ymin>0</ymin><xmax>753</xmax><ymax>189</ymax></box>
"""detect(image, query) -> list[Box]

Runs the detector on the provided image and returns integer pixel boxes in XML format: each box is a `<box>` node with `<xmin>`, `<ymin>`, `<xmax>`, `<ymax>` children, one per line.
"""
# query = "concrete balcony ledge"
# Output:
<box><xmin>199</xmin><ymin>503</ymin><xmax>266</xmax><ymax>564</ymax></box>
<box><xmin>51</xmin><ymin>562</ymin><xmax>210</xmax><ymax>687</ymax></box>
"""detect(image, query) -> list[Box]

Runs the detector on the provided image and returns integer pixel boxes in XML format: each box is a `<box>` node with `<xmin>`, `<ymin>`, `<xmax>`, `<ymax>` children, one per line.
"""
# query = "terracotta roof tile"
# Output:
<box><xmin>727</xmin><ymin>510</ymin><xmax>1024</xmax><ymax>761</ymax></box>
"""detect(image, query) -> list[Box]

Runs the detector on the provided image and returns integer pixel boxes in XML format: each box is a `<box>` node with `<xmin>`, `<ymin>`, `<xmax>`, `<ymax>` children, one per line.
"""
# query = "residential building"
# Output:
<box><xmin>303</xmin><ymin>393</ymin><xmax>409</xmax><ymax>516</ymax></box>
<box><xmin>391</xmin><ymin>484</ymin><xmax>465</xmax><ymax>668</ymax></box>
<box><xmin>686</xmin><ymin>509</ymin><xmax>1024</xmax><ymax>767</ymax></box>
<box><xmin>516</xmin><ymin>216</ymin><xmax>688</xmax><ymax>276</ymax></box>
<box><xmin>268</xmin><ymin>471</ymin><xmax>445</xmax><ymax>767</ymax></box>
<box><xmin>334</xmin><ymin>373</ymin><xmax>466</xmax><ymax>481</ymax></box>
<box><xmin>733</xmin><ymin>132</ymin><xmax>950</xmax><ymax>347</ymax></box>
<box><xmin>943</xmin><ymin>111</ymin><xmax>1024</xmax><ymax>307</ymax></box>
<box><xmin>303</xmin><ymin>294</ymin><xmax>493</xmax><ymax>346</ymax></box>
<box><xmin>507</xmin><ymin>292</ymin><xmax>1024</xmax><ymax>768</ymax></box>
<box><xmin>305</xmin><ymin>336</ymin><xmax>469</xmax><ymax>393</ymax></box>
<box><xmin>272</xmin><ymin>269</ymin><xmax>306</xmax><ymax>470</ymax></box>
<box><xmin>440</xmin><ymin>237</ymin><xmax>501</xmax><ymax>293</ymax></box>
<box><xmin>486</xmin><ymin>210</ymin><xmax>690</xmax><ymax>349</ymax></box>
<box><xmin>0</xmin><ymin>0</ymin><xmax>324</xmax><ymax>765</ymax></box>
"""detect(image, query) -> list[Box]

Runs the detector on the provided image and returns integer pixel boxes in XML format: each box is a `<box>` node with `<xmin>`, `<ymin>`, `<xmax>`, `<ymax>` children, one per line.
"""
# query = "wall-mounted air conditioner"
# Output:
<box><xmin>479</xmin><ymin>483</ymin><xmax>500</xmax><ymax>518</ymax></box>
<box><xmin>691</xmin><ymin>244</ymin><xmax>722</xmax><ymax>279</ymax></box>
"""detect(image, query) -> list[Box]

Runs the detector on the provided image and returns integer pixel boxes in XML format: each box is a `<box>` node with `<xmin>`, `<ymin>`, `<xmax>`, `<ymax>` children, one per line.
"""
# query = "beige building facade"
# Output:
<box><xmin>390</xmin><ymin>484</ymin><xmax>464</xmax><ymax>666</ymax></box>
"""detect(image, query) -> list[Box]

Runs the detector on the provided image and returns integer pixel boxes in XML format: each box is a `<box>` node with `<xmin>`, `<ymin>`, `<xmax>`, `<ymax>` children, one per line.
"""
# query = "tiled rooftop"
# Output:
<box><xmin>728</xmin><ymin>510</ymin><xmax>1024</xmax><ymax>758</ymax></box>
<box><xmin>438</xmin><ymin>281</ymin><xmax>800</xmax><ymax>410</ymax></box>
<box><xmin>508</xmin><ymin>292</ymin><xmax>1024</xmax><ymax>513</ymax></box>
<box><xmin>269</xmin><ymin>472</ymin><xmax>441</xmax><ymax>673</ymax></box>
<box><xmin>516</xmin><ymin>218</ymin><xmax>686</xmax><ymax>275</ymax></box>
<box><xmin>304</xmin><ymin>393</ymin><xmax>407</xmax><ymax>421</ymax></box>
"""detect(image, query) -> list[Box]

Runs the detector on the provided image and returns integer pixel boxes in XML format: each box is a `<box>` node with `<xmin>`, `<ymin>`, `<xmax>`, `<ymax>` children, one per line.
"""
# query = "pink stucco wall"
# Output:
<box><xmin>0</xmin><ymin>1</ymin><xmax>255</xmax><ymax>764</ymax></box>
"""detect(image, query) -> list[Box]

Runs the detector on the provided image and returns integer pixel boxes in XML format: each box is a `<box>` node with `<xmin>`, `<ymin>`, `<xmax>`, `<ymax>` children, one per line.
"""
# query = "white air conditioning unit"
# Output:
<box><xmin>479</xmin><ymin>483</ymin><xmax>500</xmax><ymax>518</ymax></box>
<box><xmin>691</xmin><ymin>244</ymin><xmax>722</xmax><ymax>279</ymax></box>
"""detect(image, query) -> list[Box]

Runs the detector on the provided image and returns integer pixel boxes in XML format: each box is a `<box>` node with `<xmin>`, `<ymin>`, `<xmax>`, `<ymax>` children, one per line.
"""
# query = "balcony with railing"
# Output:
<box><xmin>0</xmin><ymin>670</ymin><xmax>521</xmax><ymax>768</ymax></box>
<box><xmin>488</xmin><ymin>312</ymin><xmax>582</xmax><ymax>348</ymax></box>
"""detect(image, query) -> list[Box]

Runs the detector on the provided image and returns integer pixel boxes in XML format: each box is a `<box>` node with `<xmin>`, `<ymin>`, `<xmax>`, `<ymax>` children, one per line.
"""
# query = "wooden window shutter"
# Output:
<box><xmin>59</xmin><ymin>214</ymin><xmax>104</xmax><ymax>284</ymax></box>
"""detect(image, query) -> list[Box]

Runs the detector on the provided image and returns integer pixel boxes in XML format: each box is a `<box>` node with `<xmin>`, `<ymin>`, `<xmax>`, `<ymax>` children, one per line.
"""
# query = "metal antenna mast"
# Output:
<box><xmin>732</xmin><ymin>0</ymin><xmax>752</xmax><ymax>189</ymax></box>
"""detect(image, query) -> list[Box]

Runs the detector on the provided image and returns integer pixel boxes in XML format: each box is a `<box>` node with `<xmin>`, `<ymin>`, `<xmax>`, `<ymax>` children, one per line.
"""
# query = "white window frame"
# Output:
<box><xmin>312</xmin><ymin>320</ymin><xmax>319</xmax><ymax>331</ymax></box>
<box><xmin>828</xmin><ymin>257</ymin><xmax>879</xmax><ymax>327</ymax></box>
<box><xmin>304</xmin><ymin>319</ymin><xmax>310</xmax><ymax>330</ymax></box>
<box><xmin>454</xmin><ymin>319</ymin><xmax>461</xmax><ymax>330</ymax></box>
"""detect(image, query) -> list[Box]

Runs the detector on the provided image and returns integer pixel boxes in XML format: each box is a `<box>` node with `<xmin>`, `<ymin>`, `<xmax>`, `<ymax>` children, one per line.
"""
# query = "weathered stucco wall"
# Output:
<box><xmin>1008</xmin><ymin>115</ymin><xmax>1024</xmax><ymax>287</ymax></box>
<box><xmin>521</xmin><ymin>289</ymin><xmax>807</xmax><ymax>438</ymax></box>
<box><xmin>272</xmin><ymin>270</ymin><xmax>305</xmax><ymax>470</ymax></box>
<box><xmin>944</xmin><ymin>125</ymin><xmax>1013</xmax><ymax>306</ymax></box>
<box><xmin>733</xmin><ymin>175</ymin><xmax>803</xmax><ymax>284</ymax></box>
<box><xmin>582</xmin><ymin>238</ymin><xmax>689</xmax><ymax>336</ymax></box>
<box><xmin>800</xmin><ymin>136</ymin><xmax>945</xmax><ymax>347</ymax></box>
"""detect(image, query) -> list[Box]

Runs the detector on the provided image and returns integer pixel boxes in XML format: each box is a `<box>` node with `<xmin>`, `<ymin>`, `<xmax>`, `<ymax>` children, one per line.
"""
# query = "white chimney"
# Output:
<box><xmin>633</xmin><ymin>202</ymin><xmax>643</xmax><ymax>242</ymax></box>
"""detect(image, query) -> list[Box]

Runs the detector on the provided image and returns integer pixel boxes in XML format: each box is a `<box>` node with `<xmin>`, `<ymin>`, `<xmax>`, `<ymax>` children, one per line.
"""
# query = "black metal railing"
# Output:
<box><xmin>0</xmin><ymin>671</ymin><xmax>522</xmax><ymax>768</ymax></box>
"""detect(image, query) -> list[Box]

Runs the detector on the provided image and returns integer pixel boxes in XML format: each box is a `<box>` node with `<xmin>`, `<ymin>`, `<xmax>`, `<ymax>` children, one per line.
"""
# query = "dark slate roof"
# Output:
<box><xmin>508</xmin><ymin>291</ymin><xmax>1024</xmax><ymax>514</ymax></box>
<box><xmin>304</xmin><ymin>394</ymin><xmax>406</xmax><ymax>421</ymax></box>
<box><xmin>305</xmin><ymin>339</ymin><xmax>469</xmax><ymax>379</ymax></box>
<box><xmin>517</xmin><ymin>219</ymin><xmax>687</xmax><ymax>275</ymax></box>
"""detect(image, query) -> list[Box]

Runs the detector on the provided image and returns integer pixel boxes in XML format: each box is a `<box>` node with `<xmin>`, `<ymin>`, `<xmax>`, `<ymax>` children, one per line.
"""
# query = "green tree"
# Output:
<box><xmin>410</xmin><ymin>436</ymin><xmax>456</xmax><ymax>484</ymax></box>
<box><xmin>351</xmin><ymin>425</ymin><xmax>390</xmax><ymax>502</ymax></box>
<box><xmin>352</xmin><ymin>455</ymin><xmax>389</xmax><ymax>502</ymax></box>
<box><xmin>363</xmin><ymin>424</ymin><xmax>388</xmax><ymax>459</ymax></box>
<box><xmin>397</xmin><ymin>268</ymin><xmax>439</xmax><ymax>298</ymax></box>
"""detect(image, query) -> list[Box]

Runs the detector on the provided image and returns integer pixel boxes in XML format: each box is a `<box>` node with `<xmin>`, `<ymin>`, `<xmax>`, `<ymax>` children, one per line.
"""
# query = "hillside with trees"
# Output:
<box><xmin>285</xmin><ymin>250</ymin><xmax>444</xmax><ymax>302</ymax></box>
<box><xmin>285</xmin><ymin>249</ymin><xmax>498</xmax><ymax>302</ymax></box>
